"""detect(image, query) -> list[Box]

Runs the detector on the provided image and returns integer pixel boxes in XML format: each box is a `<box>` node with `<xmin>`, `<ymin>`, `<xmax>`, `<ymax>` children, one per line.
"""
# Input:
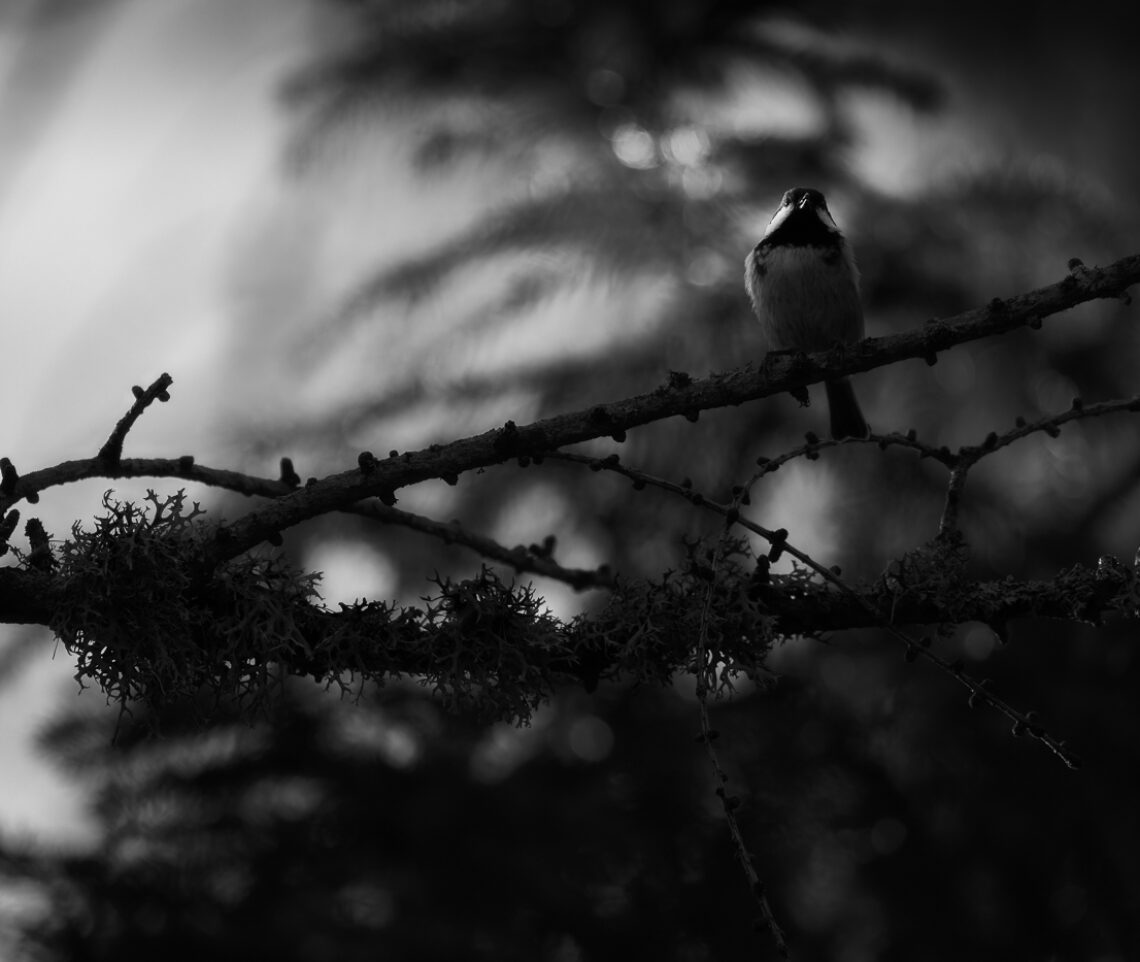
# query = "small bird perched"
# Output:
<box><xmin>744</xmin><ymin>186</ymin><xmax>869</xmax><ymax>439</ymax></box>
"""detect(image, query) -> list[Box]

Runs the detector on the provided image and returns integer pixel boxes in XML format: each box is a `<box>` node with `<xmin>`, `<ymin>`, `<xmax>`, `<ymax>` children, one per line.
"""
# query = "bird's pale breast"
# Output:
<box><xmin>748</xmin><ymin>245</ymin><xmax>863</xmax><ymax>353</ymax></box>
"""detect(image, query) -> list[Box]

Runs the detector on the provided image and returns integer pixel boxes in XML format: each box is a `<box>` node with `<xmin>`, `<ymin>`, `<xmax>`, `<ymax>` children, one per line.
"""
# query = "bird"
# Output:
<box><xmin>744</xmin><ymin>186</ymin><xmax>869</xmax><ymax>440</ymax></box>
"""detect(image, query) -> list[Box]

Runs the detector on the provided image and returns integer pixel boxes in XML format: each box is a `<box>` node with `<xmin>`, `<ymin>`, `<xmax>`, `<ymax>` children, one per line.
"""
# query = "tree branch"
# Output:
<box><xmin>3</xmin><ymin>255</ymin><xmax>1137</xmax><ymax>564</ymax></box>
<box><xmin>3</xmin><ymin>551</ymin><xmax>1133</xmax><ymax>679</ymax></box>
<box><xmin>203</xmin><ymin>253</ymin><xmax>1140</xmax><ymax>560</ymax></box>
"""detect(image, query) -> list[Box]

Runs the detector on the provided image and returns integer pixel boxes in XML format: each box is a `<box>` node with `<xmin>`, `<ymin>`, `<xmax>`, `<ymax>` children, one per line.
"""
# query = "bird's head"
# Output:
<box><xmin>760</xmin><ymin>186</ymin><xmax>841</xmax><ymax>246</ymax></box>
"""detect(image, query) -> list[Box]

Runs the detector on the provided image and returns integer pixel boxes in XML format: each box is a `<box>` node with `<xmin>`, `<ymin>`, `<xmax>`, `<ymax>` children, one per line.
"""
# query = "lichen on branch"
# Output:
<box><xmin>40</xmin><ymin>493</ymin><xmax>785</xmax><ymax>723</ymax></box>
<box><xmin>50</xmin><ymin>490</ymin><xmax>320</xmax><ymax>717</ymax></box>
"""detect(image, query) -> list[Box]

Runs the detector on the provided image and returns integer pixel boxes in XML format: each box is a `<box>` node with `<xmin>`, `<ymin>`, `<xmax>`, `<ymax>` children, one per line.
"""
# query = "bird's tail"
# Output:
<box><xmin>825</xmin><ymin>378</ymin><xmax>869</xmax><ymax>440</ymax></box>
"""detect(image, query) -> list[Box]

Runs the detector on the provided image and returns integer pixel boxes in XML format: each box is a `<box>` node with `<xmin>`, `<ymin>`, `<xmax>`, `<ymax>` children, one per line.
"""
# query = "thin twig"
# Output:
<box><xmin>348</xmin><ymin>501</ymin><xmax>615</xmax><ymax>590</ymax></box>
<box><xmin>97</xmin><ymin>374</ymin><xmax>174</xmax><ymax>464</ymax></box>
<box><xmin>694</xmin><ymin>492</ymin><xmax>790</xmax><ymax>957</ymax></box>
<box><xmin>936</xmin><ymin>394</ymin><xmax>1140</xmax><ymax>537</ymax></box>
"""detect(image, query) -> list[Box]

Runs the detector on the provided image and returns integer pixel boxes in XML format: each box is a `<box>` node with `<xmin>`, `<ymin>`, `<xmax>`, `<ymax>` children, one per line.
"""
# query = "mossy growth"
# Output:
<box><xmin>50</xmin><ymin>490</ymin><xmax>320</xmax><ymax>717</ymax></box>
<box><xmin>41</xmin><ymin>492</ymin><xmax>786</xmax><ymax>728</ymax></box>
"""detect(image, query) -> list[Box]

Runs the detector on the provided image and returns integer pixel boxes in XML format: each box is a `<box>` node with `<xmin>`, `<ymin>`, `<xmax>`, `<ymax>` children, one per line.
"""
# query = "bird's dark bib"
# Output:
<box><xmin>760</xmin><ymin>212</ymin><xmax>841</xmax><ymax>250</ymax></box>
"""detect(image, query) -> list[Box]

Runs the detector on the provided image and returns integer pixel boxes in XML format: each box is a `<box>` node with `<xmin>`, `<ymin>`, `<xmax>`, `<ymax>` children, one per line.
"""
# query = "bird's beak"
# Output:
<box><xmin>797</xmin><ymin>195</ymin><xmax>812</xmax><ymax>210</ymax></box>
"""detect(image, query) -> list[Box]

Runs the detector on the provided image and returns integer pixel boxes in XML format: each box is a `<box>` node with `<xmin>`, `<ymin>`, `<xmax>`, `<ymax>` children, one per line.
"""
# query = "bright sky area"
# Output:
<box><xmin>0</xmin><ymin>0</ymin><xmax>308</xmax><ymax>844</ymax></box>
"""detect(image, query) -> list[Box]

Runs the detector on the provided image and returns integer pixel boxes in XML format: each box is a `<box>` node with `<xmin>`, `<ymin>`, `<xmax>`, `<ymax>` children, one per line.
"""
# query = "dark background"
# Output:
<box><xmin>2</xmin><ymin>2</ymin><xmax>1139</xmax><ymax>960</ymax></box>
